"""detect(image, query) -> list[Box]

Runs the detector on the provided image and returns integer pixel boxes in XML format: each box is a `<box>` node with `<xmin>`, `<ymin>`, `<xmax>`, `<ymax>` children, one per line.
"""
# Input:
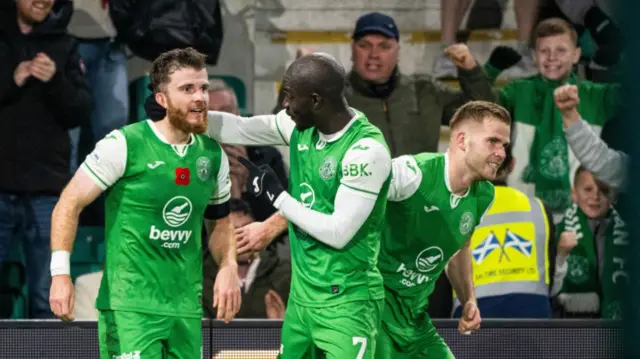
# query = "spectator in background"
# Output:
<box><xmin>277</xmin><ymin>12</ymin><xmax>495</xmax><ymax>157</ymax></box>
<box><xmin>452</xmin><ymin>150</ymin><xmax>571</xmax><ymax>319</ymax></box>
<box><xmin>493</xmin><ymin>18</ymin><xmax>619</xmax><ymax>222</ymax></box>
<box><xmin>208</xmin><ymin>79</ymin><xmax>289</xmax><ymax>222</ymax></box>
<box><xmin>0</xmin><ymin>0</ymin><xmax>92</xmax><ymax>318</ymax></box>
<box><xmin>67</xmin><ymin>0</ymin><xmax>128</xmax><ymax>174</ymax></box>
<box><xmin>434</xmin><ymin>0</ymin><xmax>540</xmax><ymax>79</ymax></box>
<box><xmin>203</xmin><ymin>199</ymin><xmax>290</xmax><ymax>319</ymax></box>
<box><xmin>555</xmin><ymin>166</ymin><xmax>628</xmax><ymax>319</ymax></box>
<box><xmin>554</xmin><ymin>0</ymin><xmax>622</xmax><ymax>72</ymax></box>
<box><xmin>554</xmin><ymin>84</ymin><xmax>628</xmax><ymax>192</ymax></box>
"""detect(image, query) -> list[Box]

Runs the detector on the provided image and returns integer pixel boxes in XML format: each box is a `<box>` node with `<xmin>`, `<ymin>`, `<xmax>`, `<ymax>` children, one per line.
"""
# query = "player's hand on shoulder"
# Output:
<box><xmin>213</xmin><ymin>262</ymin><xmax>242</xmax><ymax>323</ymax></box>
<box><xmin>458</xmin><ymin>300</ymin><xmax>481</xmax><ymax>335</ymax></box>
<box><xmin>238</xmin><ymin>157</ymin><xmax>285</xmax><ymax>206</ymax></box>
<box><xmin>49</xmin><ymin>275</ymin><xmax>75</xmax><ymax>322</ymax></box>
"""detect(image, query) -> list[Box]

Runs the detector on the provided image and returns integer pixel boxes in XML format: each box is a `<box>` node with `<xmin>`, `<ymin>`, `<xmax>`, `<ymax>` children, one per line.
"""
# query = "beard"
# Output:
<box><xmin>166</xmin><ymin>97</ymin><xmax>207</xmax><ymax>134</ymax></box>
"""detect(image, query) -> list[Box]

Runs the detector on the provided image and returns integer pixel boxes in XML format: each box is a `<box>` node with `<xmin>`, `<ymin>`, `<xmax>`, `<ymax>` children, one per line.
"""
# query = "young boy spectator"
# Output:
<box><xmin>491</xmin><ymin>18</ymin><xmax>619</xmax><ymax>222</ymax></box>
<box><xmin>555</xmin><ymin>167</ymin><xmax>627</xmax><ymax>319</ymax></box>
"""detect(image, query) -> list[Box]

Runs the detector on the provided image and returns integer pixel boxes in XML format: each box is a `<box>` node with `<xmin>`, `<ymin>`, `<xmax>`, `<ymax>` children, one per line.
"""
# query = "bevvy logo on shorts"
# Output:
<box><xmin>149</xmin><ymin>196</ymin><xmax>193</xmax><ymax>249</ymax></box>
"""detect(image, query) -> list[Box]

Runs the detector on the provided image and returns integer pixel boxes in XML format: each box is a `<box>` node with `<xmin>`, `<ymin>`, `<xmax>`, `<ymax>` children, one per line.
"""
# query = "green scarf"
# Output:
<box><xmin>521</xmin><ymin>74</ymin><xmax>580</xmax><ymax>212</ymax></box>
<box><xmin>557</xmin><ymin>202</ymin><xmax>628</xmax><ymax>319</ymax></box>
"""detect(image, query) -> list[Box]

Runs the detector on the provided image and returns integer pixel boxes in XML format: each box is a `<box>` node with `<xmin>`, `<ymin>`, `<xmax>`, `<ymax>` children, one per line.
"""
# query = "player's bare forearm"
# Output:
<box><xmin>51</xmin><ymin>171</ymin><xmax>103</xmax><ymax>252</ymax></box>
<box><xmin>446</xmin><ymin>240</ymin><xmax>476</xmax><ymax>305</ymax></box>
<box><xmin>208</xmin><ymin>216</ymin><xmax>238</xmax><ymax>268</ymax></box>
<box><xmin>265</xmin><ymin>212</ymin><xmax>288</xmax><ymax>241</ymax></box>
<box><xmin>51</xmin><ymin>195</ymin><xmax>81</xmax><ymax>252</ymax></box>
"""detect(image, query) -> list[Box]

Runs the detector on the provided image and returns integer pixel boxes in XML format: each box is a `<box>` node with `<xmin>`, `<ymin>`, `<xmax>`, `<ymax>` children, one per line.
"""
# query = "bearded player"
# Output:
<box><xmin>206</xmin><ymin>53</ymin><xmax>392</xmax><ymax>358</ymax></box>
<box><xmin>235</xmin><ymin>100</ymin><xmax>511</xmax><ymax>358</ymax></box>
<box><xmin>48</xmin><ymin>48</ymin><xmax>241</xmax><ymax>359</ymax></box>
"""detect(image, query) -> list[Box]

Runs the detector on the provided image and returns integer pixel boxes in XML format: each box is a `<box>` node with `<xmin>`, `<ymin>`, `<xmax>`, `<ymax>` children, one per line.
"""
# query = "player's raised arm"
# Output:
<box><xmin>206</xmin><ymin>109</ymin><xmax>296</xmax><ymax>147</ymax></box>
<box><xmin>204</xmin><ymin>150</ymin><xmax>241</xmax><ymax>323</ymax></box>
<box><xmin>49</xmin><ymin>131</ymin><xmax>126</xmax><ymax>321</ymax></box>
<box><xmin>240</xmin><ymin>138</ymin><xmax>391</xmax><ymax>249</ymax></box>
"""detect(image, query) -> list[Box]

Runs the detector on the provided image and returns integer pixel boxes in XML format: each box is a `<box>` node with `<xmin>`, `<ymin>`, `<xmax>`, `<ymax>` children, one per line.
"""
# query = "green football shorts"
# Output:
<box><xmin>375</xmin><ymin>291</ymin><xmax>455</xmax><ymax>359</ymax></box>
<box><xmin>98</xmin><ymin>310</ymin><xmax>201</xmax><ymax>359</ymax></box>
<box><xmin>278</xmin><ymin>299</ymin><xmax>383</xmax><ymax>359</ymax></box>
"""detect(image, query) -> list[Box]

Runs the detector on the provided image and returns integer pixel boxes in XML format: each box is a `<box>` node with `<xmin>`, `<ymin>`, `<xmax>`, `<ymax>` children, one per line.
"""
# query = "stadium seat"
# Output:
<box><xmin>71</xmin><ymin>227</ymin><xmax>105</xmax><ymax>281</ymax></box>
<box><xmin>0</xmin><ymin>239</ymin><xmax>28</xmax><ymax>319</ymax></box>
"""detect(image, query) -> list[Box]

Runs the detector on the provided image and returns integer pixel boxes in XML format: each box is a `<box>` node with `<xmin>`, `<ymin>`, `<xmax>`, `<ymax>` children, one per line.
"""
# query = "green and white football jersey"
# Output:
<box><xmin>81</xmin><ymin>120</ymin><xmax>230</xmax><ymax>318</ymax></box>
<box><xmin>378</xmin><ymin>152</ymin><xmax>494</xmax><ymax>321</ymax></box>
<box><xmin>286</xmin><ymin>110</ymin><xmax>391</xmax><ymax>307</ymax></box>
<box><xmin>206</xmin><ymin>109</ymin><xmax>391</xmax><ymax>307</ymax></box>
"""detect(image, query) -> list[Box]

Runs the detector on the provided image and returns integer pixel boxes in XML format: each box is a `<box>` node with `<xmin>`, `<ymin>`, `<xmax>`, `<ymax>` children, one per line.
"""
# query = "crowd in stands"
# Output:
<box><xmin>0</xmin><ymin>0</ymin><xmax>627</xmax><ymax>321</ymax></box>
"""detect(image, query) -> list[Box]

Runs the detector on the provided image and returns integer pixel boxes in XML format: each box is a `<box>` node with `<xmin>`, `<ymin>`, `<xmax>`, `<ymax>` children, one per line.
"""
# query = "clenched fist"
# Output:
<box><xmin>554</xmin><ymin>84</ymin><xmax>580</xmax><ymax>126</ymax></box>
<box><xmin>558</xmin><ymin>231</ymin><xmax>578</xmax><ymax>257</ymax></box>
<box><xmin>444</xmin><ymin>44</ymin><xmax>477</xmax><ymax>70</ymax></box>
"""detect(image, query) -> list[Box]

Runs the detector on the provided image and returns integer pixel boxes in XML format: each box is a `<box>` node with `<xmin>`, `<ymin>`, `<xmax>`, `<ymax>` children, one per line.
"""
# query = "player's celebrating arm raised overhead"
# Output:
<box><xmin>48</xmin><ymin>48</ymin><xmax>241</xmax><ymax>359</ymax></box>
<box><xmin>376</xmin><ymin>101</ymin><xmax>511</xmax><ymax>359</ymax></box>
<box><xmin>205</xmin><ymin>53</ymin><xmax>392</xmax><ymax>359</ymax></box>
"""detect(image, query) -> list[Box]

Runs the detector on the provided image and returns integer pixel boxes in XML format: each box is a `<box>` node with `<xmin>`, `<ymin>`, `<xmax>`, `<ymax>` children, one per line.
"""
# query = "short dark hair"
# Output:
<box><xmin>229</xmin><ymin>198</ymin><xmax>253</xmax><ymax>218</ymax></box>
<box><xmin>285</xmin><ymin>53</ymin><xmax>347</xmax><ymax>105</ymax></box>
<box><xmin>149</xmin><ymin>47</ymin><xmax>206</xmax><ymax>93</ymax></box>
<box><xmin>449</xmin><ymin>101</ymin><xmax>512</xmax><ymax>130</ymax></box>
<box><xmin>533</xmin><ymin>18</ymin><xmax>578</xmax><ymax>47</ymax></box>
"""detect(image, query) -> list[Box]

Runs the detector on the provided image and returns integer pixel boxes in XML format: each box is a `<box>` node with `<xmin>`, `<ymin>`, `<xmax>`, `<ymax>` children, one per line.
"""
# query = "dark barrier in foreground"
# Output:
<box><xmin>0</xmin><ymin>319</ymin><xmax>622</xmax><ymax>358</ymax></box>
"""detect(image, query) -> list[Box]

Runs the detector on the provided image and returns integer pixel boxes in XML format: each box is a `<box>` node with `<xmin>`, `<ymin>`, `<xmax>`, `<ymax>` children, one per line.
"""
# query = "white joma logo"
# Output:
<box><xmin>147</xmin><ymin>161</ymin><xmax>165</xmax><ymax>169</ymax></box>
<box><xmin>424</xmin><ymin>206</ymin><xmax>439</xmax><ymax>213</ymax></box>
<box><xmin>297</xmin><ymin>144</ymin><xmax>309</xmax><ymax>151</ymax></box>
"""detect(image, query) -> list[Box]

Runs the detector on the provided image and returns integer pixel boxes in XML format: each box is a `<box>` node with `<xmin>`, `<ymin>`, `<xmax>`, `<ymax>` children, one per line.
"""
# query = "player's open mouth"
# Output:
<box><xmin>488</xmin><ymin>162</ymin><xmax>500</xmax><ymax>169</ymax></box>
<box><xmin>189</xmin><ymin>108</ymin><xmax>205</xmax><ymax>114</ymax></box>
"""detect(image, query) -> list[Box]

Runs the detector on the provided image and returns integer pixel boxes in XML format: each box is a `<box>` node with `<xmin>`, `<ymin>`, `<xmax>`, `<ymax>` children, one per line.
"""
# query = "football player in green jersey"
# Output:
<box><xmin>374</xmin><ymin>101</ymin><xmax>510</xmax><ymax>358</ymax></box>
<box><xmin>206</xmin><ymin>53</ymin><xmax>392</xmax><ymax>359</ymax></box>
<box><xmin>234</xmin><ymin>101</ymin><xmax>511</xmax><ymax>358</ymax></box>
<box><xmin>49</xmin><ymin>48</ymin><xmax>242</xmax><ymax>359</ymax></box>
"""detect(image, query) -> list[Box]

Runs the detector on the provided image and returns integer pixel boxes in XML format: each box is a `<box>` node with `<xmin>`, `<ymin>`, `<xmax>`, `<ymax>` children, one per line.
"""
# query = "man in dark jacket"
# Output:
<box><xmin>275</xmin><ymin>12</ymin><xmax>495</xmax><ymax>157</ymax></box>
<box><xmin>0</xmin><ymin>0</ymin><xmax>92</xmax><ymax>318</ymax></box>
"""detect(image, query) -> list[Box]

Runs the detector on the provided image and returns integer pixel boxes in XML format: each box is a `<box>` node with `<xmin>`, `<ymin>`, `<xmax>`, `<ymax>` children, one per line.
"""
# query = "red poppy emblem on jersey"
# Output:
<box><xmin>175</xmin><ymin>168</ymin><xmax>190</xmax><ymax>186</ymax></box>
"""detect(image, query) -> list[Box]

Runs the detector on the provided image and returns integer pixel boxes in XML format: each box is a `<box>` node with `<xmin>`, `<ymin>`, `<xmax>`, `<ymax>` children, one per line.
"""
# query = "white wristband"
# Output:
<box><xmin>50</xmin><ymin>250</ymin><xmax>71</xmax><ymax>276</ymax></box>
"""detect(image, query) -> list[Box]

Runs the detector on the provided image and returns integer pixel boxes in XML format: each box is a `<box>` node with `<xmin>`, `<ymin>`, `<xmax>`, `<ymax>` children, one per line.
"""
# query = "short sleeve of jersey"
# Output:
<box><xmin>210</xmin><ymin>150</ymin><xmax>231</xmax><ymax>205</ymax></box>
<box><xmin>273</xmin><ymin>110</ymin><xmax>296</xmax><ymax>145</ymax></box>
<box><xmin>339</xmin><ymin>138</ymin><xmax>391</xmax><ymax>200</ymax></box>
<box><xmin>80</xmin><ymin>130</ymin><xmax>126</xmax><ymax>190</ymax></box>
<box><xmin>388</xmin><ymin>155</ymin><xmax>423</xmax><ymax>201</ymax></box>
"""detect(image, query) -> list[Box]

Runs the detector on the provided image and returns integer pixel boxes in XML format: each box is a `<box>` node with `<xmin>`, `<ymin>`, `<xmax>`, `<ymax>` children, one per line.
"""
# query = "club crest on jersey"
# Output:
<box><xmin>196</xmin><ymin>157</ymin><xmax>211</xmax><ymax>181</ymax></box>
<box><xmin>319</xmin><ymin>156</ymin><xmax>337</xmax><ymax>180</ymax></box>
<box><xmin>459</xmin><ymin>212</ymin><xmax>474</xmax><ymax>235</ymax></box>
